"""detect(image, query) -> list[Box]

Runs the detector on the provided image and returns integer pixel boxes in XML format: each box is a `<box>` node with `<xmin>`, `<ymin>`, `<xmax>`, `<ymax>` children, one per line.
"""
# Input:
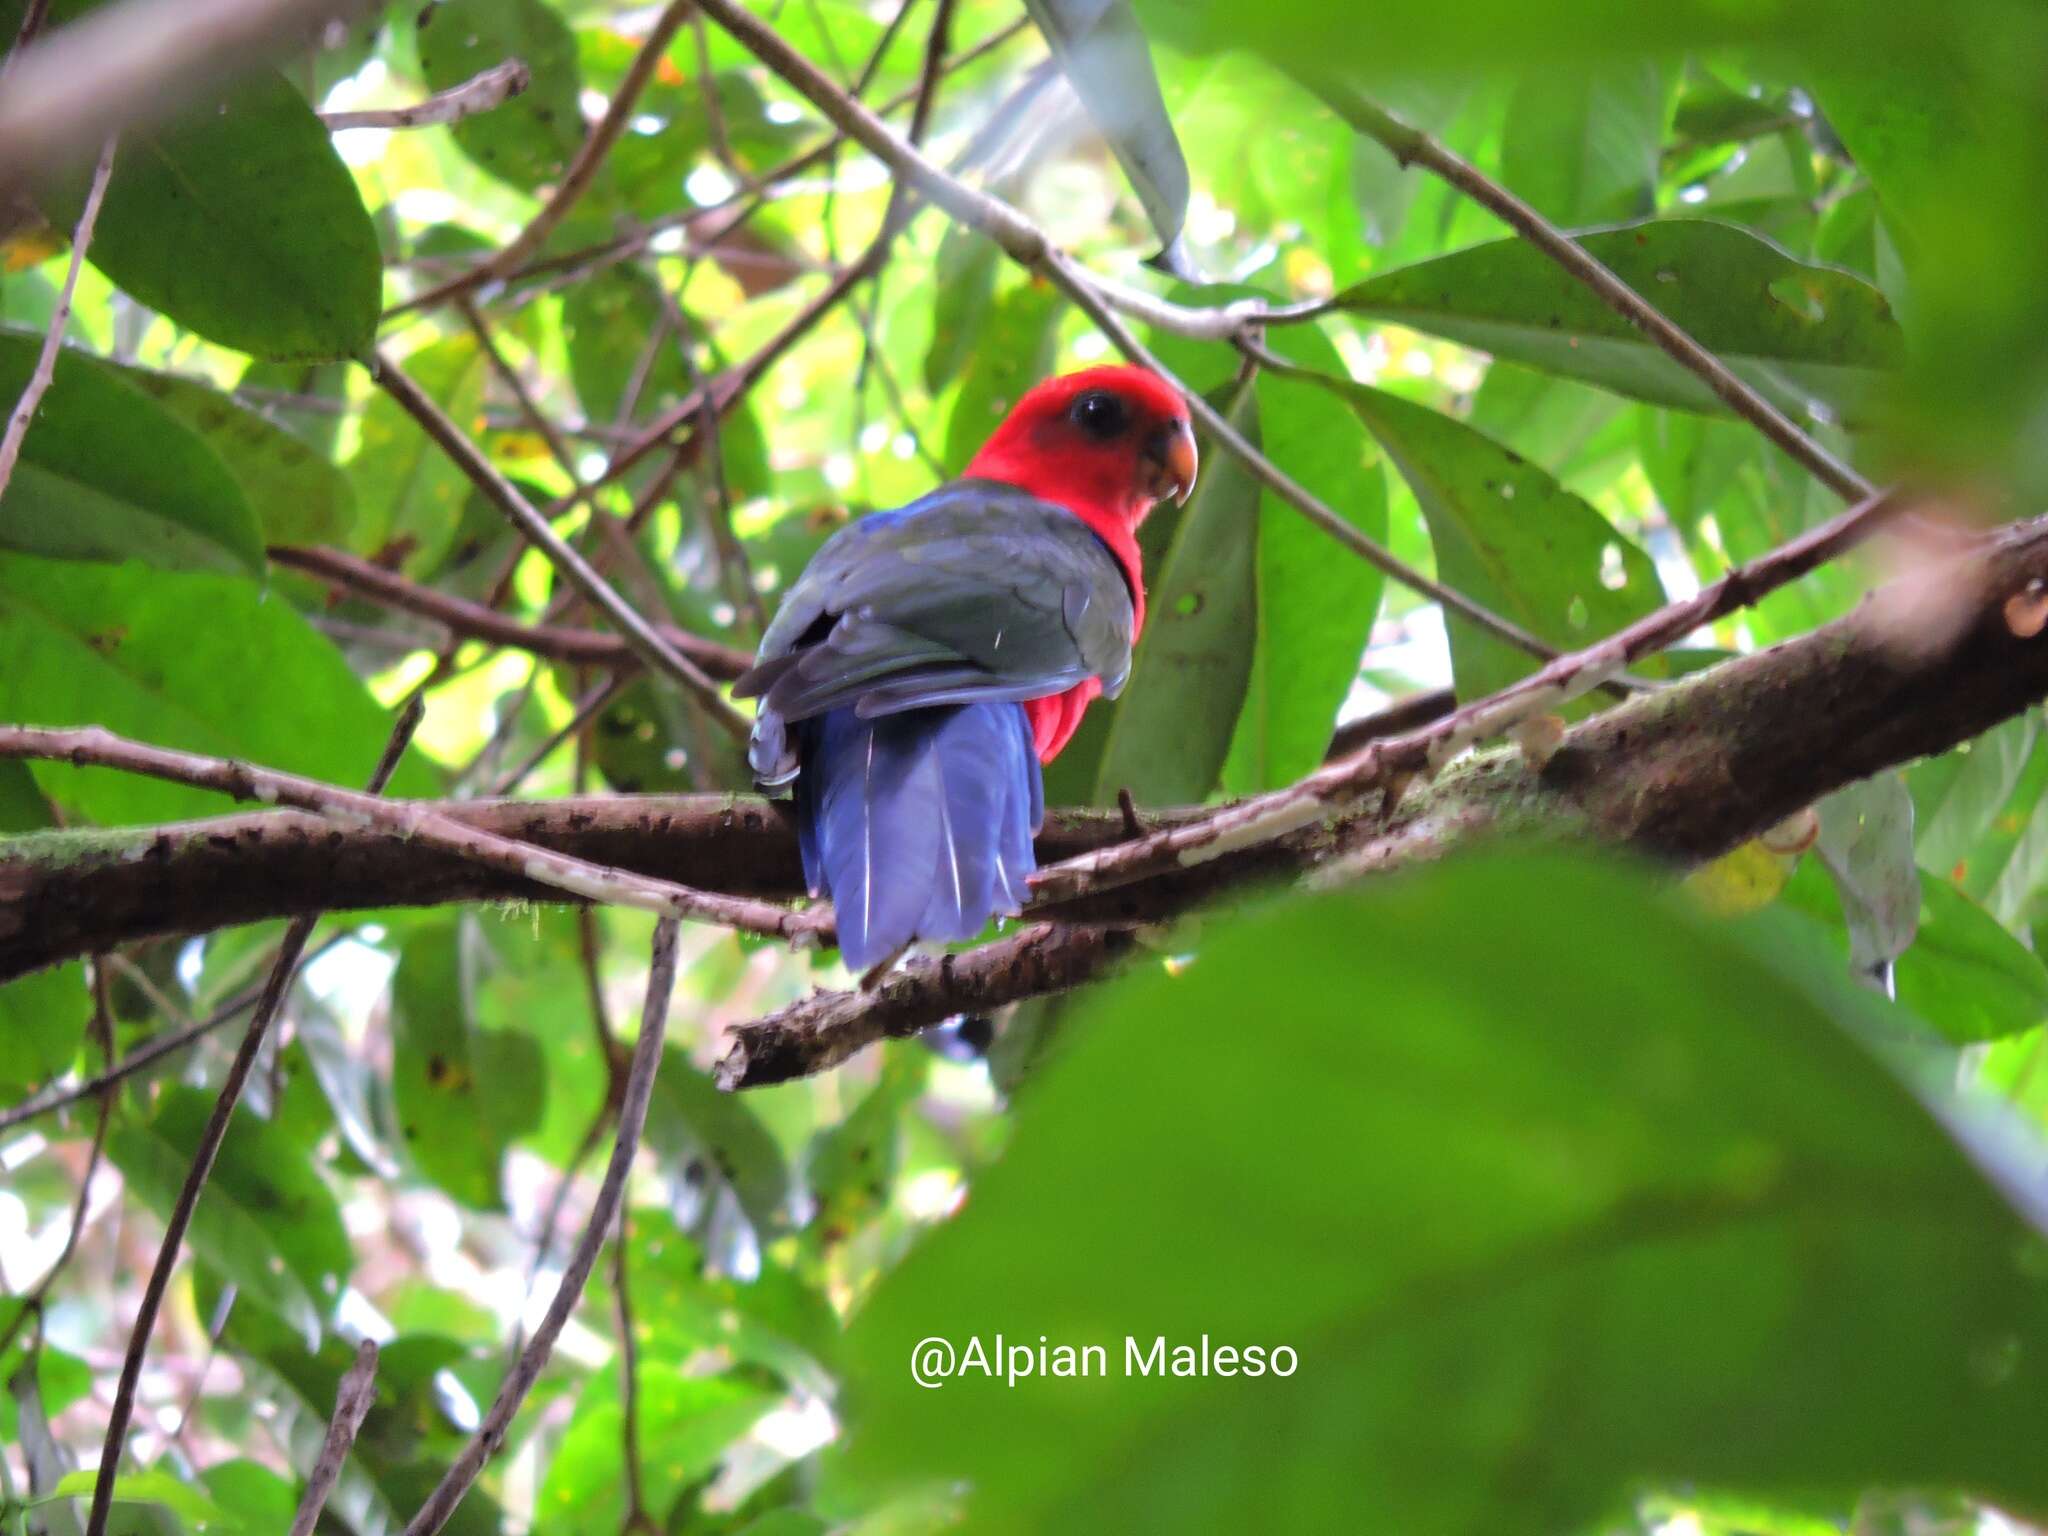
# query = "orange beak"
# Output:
<box><xmin>1143</xmin><ymin>419</ymin><xmax>1199</xmax><ymax>507</ymax></box>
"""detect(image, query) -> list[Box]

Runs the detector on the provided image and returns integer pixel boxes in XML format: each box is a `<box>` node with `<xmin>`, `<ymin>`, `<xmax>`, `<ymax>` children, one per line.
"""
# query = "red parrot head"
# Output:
<box><xmin>965</xmin><ymin>364</ymin><xmax>1198</xmax><ymax>530</ymax></box>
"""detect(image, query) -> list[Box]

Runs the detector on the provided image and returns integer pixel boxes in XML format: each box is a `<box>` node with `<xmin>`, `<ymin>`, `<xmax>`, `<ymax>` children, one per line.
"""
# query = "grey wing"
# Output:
<box><xmin>734</xmin><ymin>482</ymin><xmax>1134</xmax><ymax>728</ymax></box>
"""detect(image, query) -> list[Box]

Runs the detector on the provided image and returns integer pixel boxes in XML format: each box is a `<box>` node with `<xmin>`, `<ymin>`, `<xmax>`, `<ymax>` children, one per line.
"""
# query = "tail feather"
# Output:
<box><xmin>792</xmin><ymin>702</ymin><xmax>1041</xmax><ymax>971</ymax></box>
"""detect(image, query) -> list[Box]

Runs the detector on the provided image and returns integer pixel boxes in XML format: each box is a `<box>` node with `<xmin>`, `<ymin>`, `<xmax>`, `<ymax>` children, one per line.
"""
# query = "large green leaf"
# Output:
<box><xmin>0</xmin><ymin>329</ymin><xmax>263</xmax><ymax>575</ymax></box>
<box><xmin>416</xmin><ymin>0</ymin><xmax>587</xmax><ymax>192</ymax></box>
<box><xmin>40</xmin><ymin>69</ymin><xmax>380</xmax><ymax>360</ymax></box>
<box><xmin>350</xmin><ymin>333</ymin><xmax>489</xmax><ymax>569</ymax></box>
<box><xmin>0</xmin><ymin>552</ymin><xmax>439</xmax><ymax>825</ymax></box>
<box><xmin>1338</xmin><ymin>382</ymin><xmax>1664</xmax><ymax>700</ymax></box>
<box><xmin>1339</xmin><ymin>221</ymin><xmax>1905</xmax><ymax>423</ymax></box>
<box><xmin>112</xmin><ymin>360</ymin><xmax>356</xmax><ymax>547</ymax></box>
<box><xmin>1499</xmin><ymin>62</ymin><xmax>1669</xmax><ymax>226</ymax></box>
<box><xmin>109</xmin><ymin>1085</ymin><xmax>351</xmax><ymax>1347</ymax></box>
<box><xmin>390</xmin><ymin>920</ymin><xmax>546</xmax><ymax>1211</ymax></box>
<box><xmin>1023</xmin><ymin>0</ymin><xmax>1189</xmax><ymax>259</ymax></box>
<box><xmin>1088</xmin><ymin>381</ymin><xmax>1260</xmax><ymax>806</ymax></box>
<box><xmin>1219</xmin><ymin>351</ymin><xmax>1387</xmax><ymax>795</ymax></box>
<box><xmin>843</xmin><ymin>850</ymin><xmax>2048</xmax><ymax>1531</ymax></box>
<box><xmin>1898</xmin><ymin>875</ymin><xmax>2048</xmax><ymax>1044</ymax></box>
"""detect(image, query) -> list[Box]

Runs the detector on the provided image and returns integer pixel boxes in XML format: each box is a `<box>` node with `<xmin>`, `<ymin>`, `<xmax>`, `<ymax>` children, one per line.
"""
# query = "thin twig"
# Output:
<box><xmin>1315</xmin><ymin>84</ymin><xmax>1875</xmax><ymax>505</ymax></box>
<box><xmin>0</xmin><ymin>723</ymin><xmax>827</xmax><ymax>942</ymax></box>
<box><xmin>320</xmin><ymin>58</ymin><xmax>528</xmax><ymax>130</ymax></box>
<box><xmin>718</xmin><ymin>925</ymin><xmax>1130</xmax><ymax>1088</ymax></box>
<box><xmin>83</xmin><ymin>699</ymin><xmax>423</xmax><ymax>1536</ymax></box>
<box><xmin>370</xmin><ymin>348</ymin><xmax>753</xmax><ymax>740</ymax></box>
<box><xmin>402</xmin><ymin>918</ymin><xmax>680</xmax><ymax>1536</ymax></box>
<box><xmin>288</xmin><ymin>1338</ymin><xmax>380</xmax><ymax>1536</ymax></box>
<box><xmin>0</xmin><ymin>134</ymin><xmax>114</xmax><ymax>498</ymax></box>
<box><xmin>270</xmin><ymin>544</ymin><xmax>753</xmax><ymax>677</ymax></box>
<box><xmin>612</xmin><ymin>1205</ymin><xmax>653</xmax><ymax>1536</ymax></box>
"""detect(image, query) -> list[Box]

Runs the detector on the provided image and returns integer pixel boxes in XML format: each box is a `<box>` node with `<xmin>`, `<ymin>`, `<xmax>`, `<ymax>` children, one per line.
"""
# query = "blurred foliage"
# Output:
<box><xmin>0</xmin><ymin>0</ymin><xmax>2045</xmax><ymax>1532</ymax></box>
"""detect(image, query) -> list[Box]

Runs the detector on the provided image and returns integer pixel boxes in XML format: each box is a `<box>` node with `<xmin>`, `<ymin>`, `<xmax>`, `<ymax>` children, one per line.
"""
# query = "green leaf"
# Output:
<box><xmin>564</xmin><ymin>265</ymin><xmax>674</xmax><ymax>428</ymax></box>
<box><xmin>112</xmin><ymin>361</ymin><xmax>356</xmax><ymax>547</ymax></box>
<box><xmin>0</xmin><ymin>761</ymin><xmax>83</xmax><ymax>1093</ymax></box>
<box><xmin>0</xmin><ymin>951</ymin><xmax>83</xmax><ymax>1096</ymax></box>
<box><xmin>201</xmin><ymin>1459</ymin><xmax>299</xmax><ymax>1530</ymax></box>
<box><xmin>1338</xmin><ymin>382</ymin><xmax>1664</xmax><ymax>700</ymax></box>
<box><xmin>1088</xmin><ymin>380</ymin><xmax>1260</xmax><ymax>805</ymax></box>
<box><xmin>1814</xmin><ymin>773</ymin><xmax>1920</xmax><ymax>979</ymax></box>
<box><xmin>1022</xmin><ymin>0</ymin><xmax>1189</xmax><ymax>258</ymax></box>
<box><xmin>37</xmin><ymin>1468</ymin><xmax>239</xmax><ymax>1529</ymax></box>
<box><xmin>0</xmin><ymin>329</ymin><xmax>264</xmax><ymax>575</ymax></box>
<box><xmin>236</xmin><ymin>358</ymin><xmax>351</xmax><ymax>464</ymax></box>
<box><xmin>924</xmin><ymin>228</ymin><xmax>1002</xmax><ymax>394</ymax></box>
<box><xmin>0</xmin><ymin>553</ymin><xmax>438</xmax><ymax>825</ymax></box>
<box><xmin>1338</xmin><ymin>221</ymin><xmax>1905</xmax><ymax>423</ymax></box>
<box><xmin>1910</xmin><ymin>716</ymin><xmax>2040</xmax><ymax>885</ymax></box>
<box><xmin>536</xmin><ymin>1373</ymin><xmax>777</xmax><ymax>1536</ymax></box>
<box><xmin>842</xmin><ymin>849</ymin><xmax>2048</xmax><ymax>1531</ymax></box>
<box><xmin>1500</xmin><ymin>62</ymin><xmax>1669</xmax><ymax>225</ymax></box>
<box><xmin>40</xmin><ymin>70</ymin><xmax>379</xmax><ymax>360</ymax></box>
<box><xmin>390</xmin><ymin>919</ymin><xmax>545</xmax><ymax>1210</ymax></box>
<box><xmin>1219</xmin><ymin>350</ymin><xmax>1387</xmax><ymax>795</ymax></box>
<box><xmin>108</xmin><ymin>1086</ymin><xmax>350</xmax><ymax>1346</ymax></box>
<box><xmin>807</xmin><ymin>1047</ymin><xmax>926</xmax><ymax>1246</ymax></box>
<box><xmin>350</xmin><ymin>333</ymin><xmax>488</xmax><ymax>569</ymax></box>
<box><xmin>417</xmin><ymin>0</ymin><xmax>586</xmax><ymax>192</ymax></box>
<box><xmin>645</xmin><ymin>1047</ymin><xmax>792</xmax><ymax>1237</ymax></box>
<box><xmin>940</xmin><ymin>280</ymin><xmax>1063</xmax><ymax>476</ymax></box>
<box><xmin>1897</xmin><ymin>874</ymin><xmax>2048</xmax><ymax>1044</ymax></box>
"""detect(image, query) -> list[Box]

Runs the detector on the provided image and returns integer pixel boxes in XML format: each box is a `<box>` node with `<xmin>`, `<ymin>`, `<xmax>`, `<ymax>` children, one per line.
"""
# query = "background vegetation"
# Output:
<box><xmin>3</xmin><ymin>0</ymin><xmax>2048</xmax><ymax>1531</ymax></box>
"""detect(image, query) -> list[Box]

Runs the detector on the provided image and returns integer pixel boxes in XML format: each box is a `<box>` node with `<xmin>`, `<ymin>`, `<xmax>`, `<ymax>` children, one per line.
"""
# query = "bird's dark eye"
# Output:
<box><xmin>1070</xmin><ymin>390</ymin><xmax>1129</xmax><ymax>439</ymax></box>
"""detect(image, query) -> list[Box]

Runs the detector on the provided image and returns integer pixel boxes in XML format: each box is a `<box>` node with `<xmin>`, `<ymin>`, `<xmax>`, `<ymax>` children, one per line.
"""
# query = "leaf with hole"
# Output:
<box><xmin>1337</xmin><ymin>381</ymin><xmax>1664</xmax><ymax>702</ymax></box>
<box><xmin>417</xmin><ymin>0</ymin><xmax>587</xmax><ymax>192</ymax></box>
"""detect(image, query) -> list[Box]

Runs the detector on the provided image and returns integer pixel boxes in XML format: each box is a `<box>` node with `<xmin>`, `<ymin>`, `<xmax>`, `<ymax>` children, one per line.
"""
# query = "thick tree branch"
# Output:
<box><xmin>10</xmin><ymin>512</ymin><xmax>2048</xmax><ymax>1013</ymax></box>
<box><xmin>0</xmin><ymin>724</ymin><xmax>825</xmax><ymax>945</ymax></box>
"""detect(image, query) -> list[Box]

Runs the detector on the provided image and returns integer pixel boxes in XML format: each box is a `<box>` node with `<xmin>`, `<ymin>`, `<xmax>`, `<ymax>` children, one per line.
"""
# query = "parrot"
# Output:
<box><xmin>734</xmin><ymin>365</ymin><xmax>1198</xmax><ymax>972</ymax></box>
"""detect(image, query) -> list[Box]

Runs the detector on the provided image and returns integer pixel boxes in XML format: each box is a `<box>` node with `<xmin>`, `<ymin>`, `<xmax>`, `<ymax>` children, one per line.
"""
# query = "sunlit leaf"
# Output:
<box><xmin>0</xmin><ymin>328</ymin><xmax>264</xmax><ymax>575</ymax></box>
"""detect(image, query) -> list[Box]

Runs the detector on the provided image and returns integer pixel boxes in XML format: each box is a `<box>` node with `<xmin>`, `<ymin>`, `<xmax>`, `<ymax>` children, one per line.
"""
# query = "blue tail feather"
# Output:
<box><xmin>793</xmin><ymin>702</ymin><xmax>1041</xmax><ymax>971</ymax></box>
